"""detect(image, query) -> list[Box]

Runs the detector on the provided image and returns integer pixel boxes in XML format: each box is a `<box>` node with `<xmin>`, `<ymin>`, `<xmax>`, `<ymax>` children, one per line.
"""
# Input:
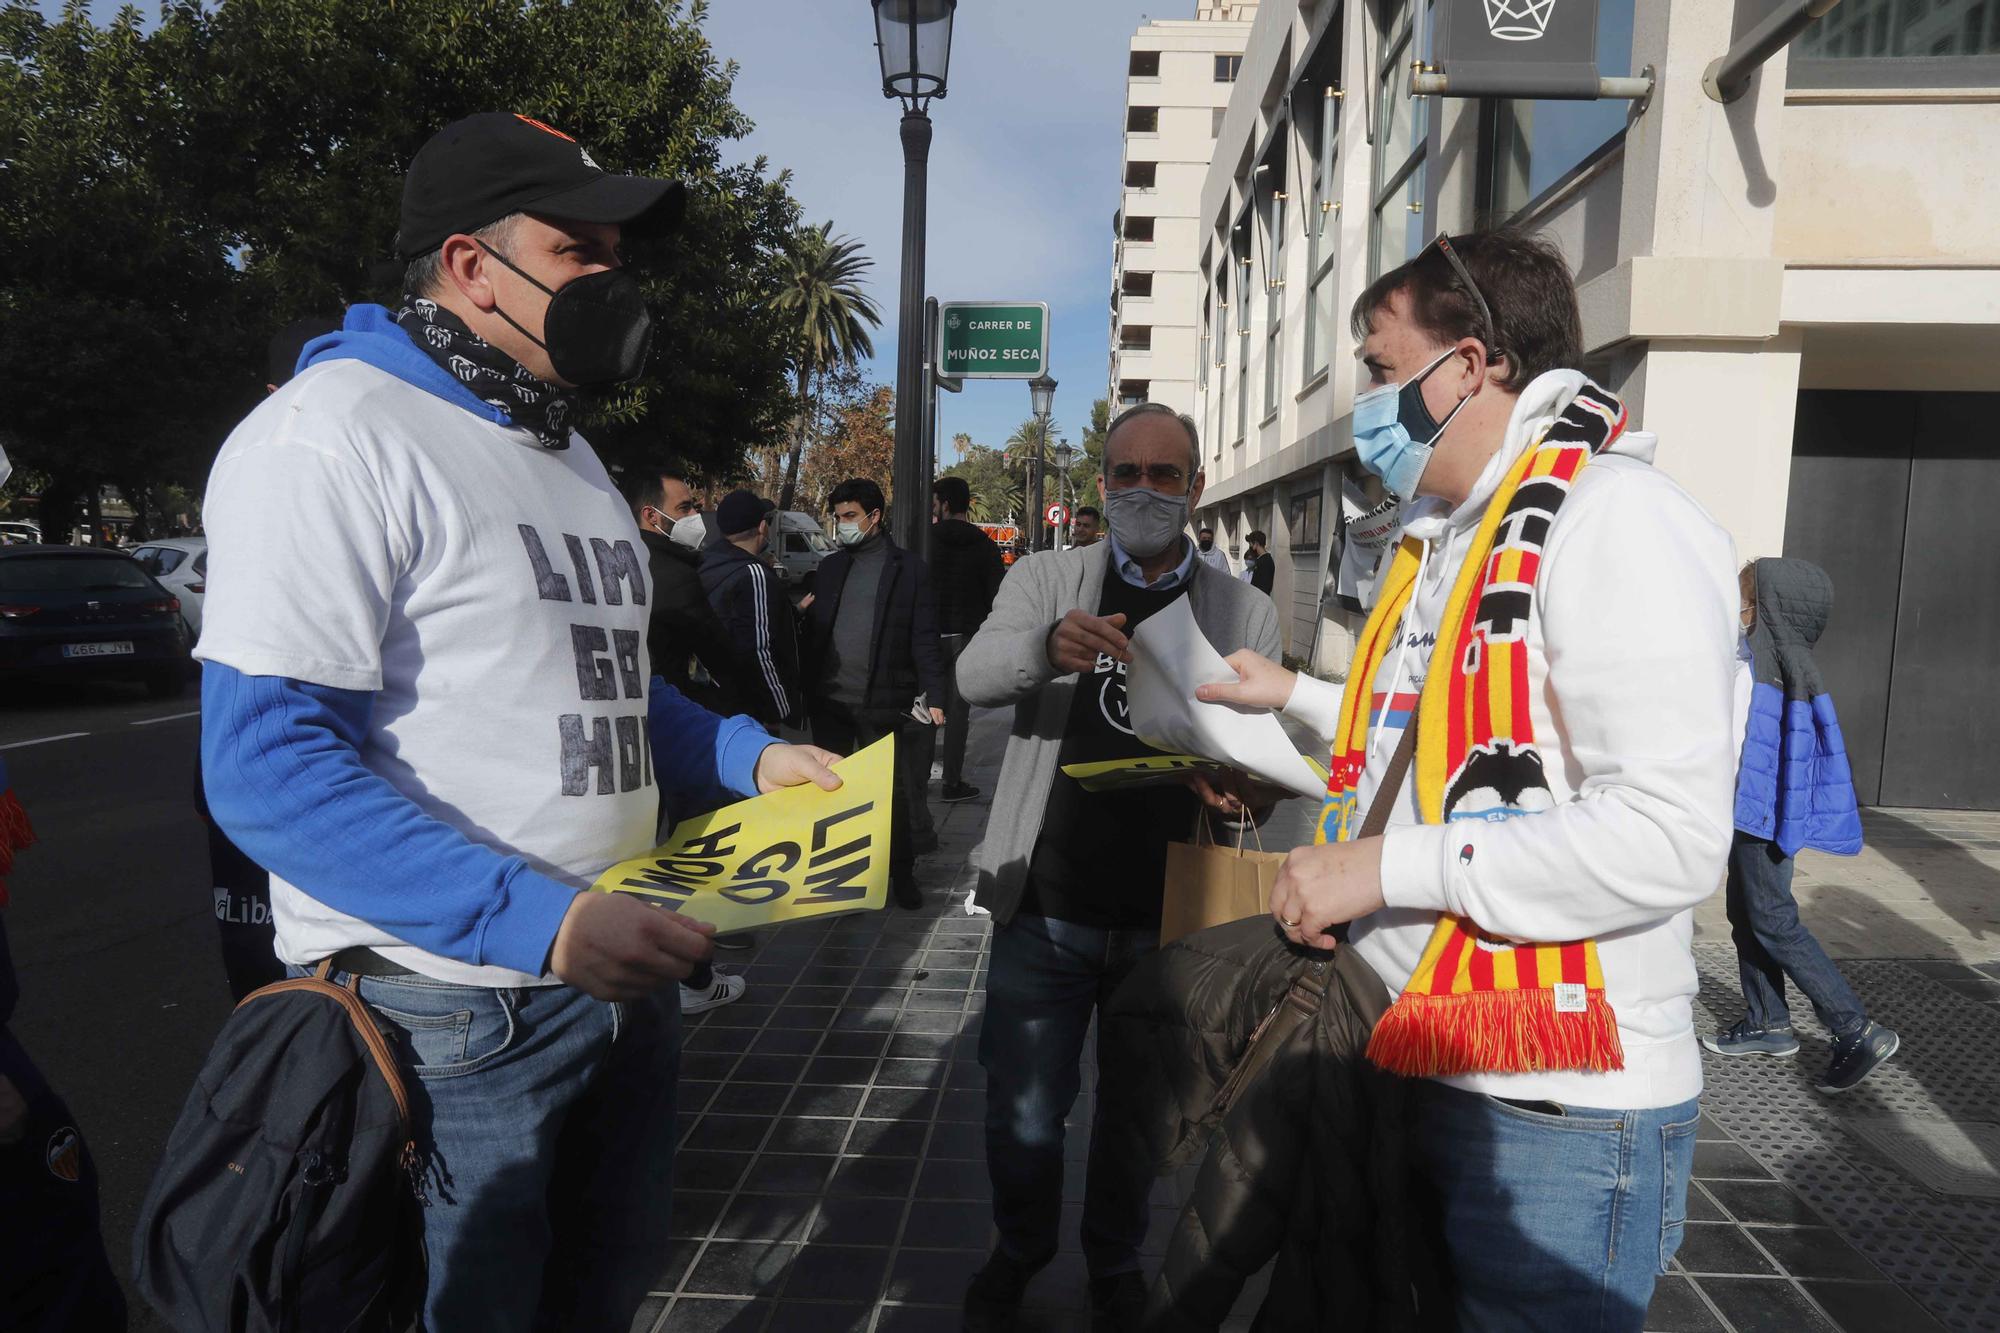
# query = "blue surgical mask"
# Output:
<box><xmin>1352</xmin><ymin>347</ymin><xmax>1471</xmax><ymax>500</ymax></box>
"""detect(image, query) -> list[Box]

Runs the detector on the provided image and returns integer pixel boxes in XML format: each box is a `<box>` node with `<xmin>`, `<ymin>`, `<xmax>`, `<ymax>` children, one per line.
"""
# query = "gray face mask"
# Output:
<box><xmin>1103</xmin><ymin>484</ymin><xmax>1189</xmax><ymax>559</ymax></box>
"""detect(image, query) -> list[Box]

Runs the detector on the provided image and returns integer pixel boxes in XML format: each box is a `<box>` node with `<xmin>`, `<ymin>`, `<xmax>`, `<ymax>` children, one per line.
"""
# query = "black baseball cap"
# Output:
<box><xmin>396</xmin><ymin>112</ymin><xmax>687</xmax><ymax>261</ymax></box>
<box><xmin>716</xmin><ymin>490</ymin><xmax>771</xmax><ymax>537</ymax></box>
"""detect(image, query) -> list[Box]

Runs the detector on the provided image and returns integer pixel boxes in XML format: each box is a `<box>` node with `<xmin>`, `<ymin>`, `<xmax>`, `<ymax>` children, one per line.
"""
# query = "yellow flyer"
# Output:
<box><xmin>1062</xmin><ymin>752</ymin><xmax>1330</xmax><ymax>794</ymax></box>
<box><xmin>592</xmin><ymin>735</ymin><xmax>894</xmax><ymax>935</ymax></box>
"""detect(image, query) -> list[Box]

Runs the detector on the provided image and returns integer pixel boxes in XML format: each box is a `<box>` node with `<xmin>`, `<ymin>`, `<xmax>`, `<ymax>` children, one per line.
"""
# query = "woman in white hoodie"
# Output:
<box><xmin>1198</xmin><ymin>231</ymin><xmax>1741</xmax><ymax>1333</ymax></box>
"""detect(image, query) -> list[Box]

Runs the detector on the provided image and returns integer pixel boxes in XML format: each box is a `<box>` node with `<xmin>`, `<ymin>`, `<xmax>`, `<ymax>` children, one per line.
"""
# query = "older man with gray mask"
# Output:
<box><xmin>954</xmin><ymin>403</ymin><xmax>1281</xmax><ymax>1331</ymax></box>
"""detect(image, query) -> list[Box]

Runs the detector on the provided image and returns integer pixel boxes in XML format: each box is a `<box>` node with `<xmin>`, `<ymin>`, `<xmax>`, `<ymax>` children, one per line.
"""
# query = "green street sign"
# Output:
<box><xmin>935</xmin><ymin>301</ymin><xmax>1049</xmax><ymax>379</ymax></box>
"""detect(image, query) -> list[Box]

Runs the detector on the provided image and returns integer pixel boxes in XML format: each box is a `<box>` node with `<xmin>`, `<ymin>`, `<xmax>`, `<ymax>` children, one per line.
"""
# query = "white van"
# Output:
<box><xmin>769</xmin><ymin>511</ymin><xmax>835</xmax><ymax>589</ymax></box>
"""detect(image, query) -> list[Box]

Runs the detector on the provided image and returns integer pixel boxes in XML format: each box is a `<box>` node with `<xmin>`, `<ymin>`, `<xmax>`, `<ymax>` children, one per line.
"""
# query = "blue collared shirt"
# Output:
<box><xmin>1109</xmin><ymin>533</ymin><xmax>1197</xmax><ymax>591</ymax></box>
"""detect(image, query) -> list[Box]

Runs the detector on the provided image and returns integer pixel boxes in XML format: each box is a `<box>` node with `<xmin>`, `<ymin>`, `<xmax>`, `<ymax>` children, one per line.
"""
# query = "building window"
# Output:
<box><xmin>1129</xmin><ymin>50</ymin><xmax>1161</xmax><ymax>78</ymax></box>
<box><xmin>1215</xmin><ymin>260</ymin><xmax>1231</xmax><ymax>447</ymax></box>
<box><xmin>1212</xmin><ymin>106</ymin><xmax>1227</xmax><ymax>138</ymax></box>
<box><xmin>1122</xmin><ymin>270</ymin><xmax>1154</xmax><ymax>298</ymax></box>
<box><xmin>1215</xmin><ymin>53</ymin><xmax>1243</xmax><ymax>82</ymax></box>
<box><xmin>1796</xmin><ymin>0</ymin><xmax>2000</xmax><ymax>62</ymax></box>
<box><xmin>1288</xmin><ymin>487</ymin><xmax>1324</xmax><ymax>551</ymax></box>
<box><xmin>1199</xmin><ymin>287</ymin><xmax>1212</xmax><ymax>391</ymax></box>
<box><xmin>1127</xmin><ymin>105</ymin><xmax>1159</xmax><ymax>134</ymax></box>
<box><xmin>1303</xmin><ymin>78</ymin><xmax>1341</xmax><ymax>381</ymax></box>
<box><xmin>1259</xmin><ymin>146</ymin><xmax>1287</xmax><ymax>418</ymax></box>
<box><xmin>1120</xmin><ymin>325</ymin><xmax>1153</xmax><ymax>351</ymax></box>
<box><xmin>1123</xmin><ymin>215</ymin><xmax>1156</xmax><ymax>243</ymax></box>
<box><xmin>1118</xmin><ymin>379</ymin><xmax>1150</xmax><ymax>408</ymax></box>
<box><xmin>1369</xmin><ymin>4</ymin><xmax>1429</xmax><ymax>279</ymax></box>
<box><xmin>1125</xmin><ymin>160</ymin><xmax>1158</xmax><ymax>189</ymax></box>
<box><xmin>1484</xmin><ymin>0</ymin><xmax>1635</xmax><ymax>218</ymax></box>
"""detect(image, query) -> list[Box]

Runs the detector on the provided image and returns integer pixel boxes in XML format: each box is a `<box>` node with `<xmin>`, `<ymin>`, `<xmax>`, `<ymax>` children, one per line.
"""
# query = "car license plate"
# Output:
<box><xmin>62</xmin><ymin>641</ymin><xmax>134</xmax><ymax>659</ymax></box>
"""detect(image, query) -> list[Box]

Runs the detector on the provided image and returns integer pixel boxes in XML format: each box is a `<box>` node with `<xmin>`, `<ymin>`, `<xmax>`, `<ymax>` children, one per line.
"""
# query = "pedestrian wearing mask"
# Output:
<box><xmin>955</xmin><ymin>404</ymin><xmax>1279</xmax><ymax>1332</ymax></box>
<box><xmin>196</xmin><ymin>112</ymin><xmax>842</xmax><ymax>1331</ymax></box>
<box><xmin>1193</xmin><ymin>231</ymin><xmax>1738</xmax><ymax>1332</ymax></box>
<box><xmin>1193</xmin><ymin>524</ymin><xmax>1230</xmax><ymax>575</ymax></box>
<box><xmin>626</xmin><ymin>467</ymin><xmax>739</xmax><ymax>718</ymax></box>
<box><xmin>1241</xmin><ymin>529</ymin><xmax>1275</xmax><ymax>593</ymax></box>
<box><xmin>800</xmin><ymin>479</ymin><xmax>946</xmax><ymax>909</ymax></box>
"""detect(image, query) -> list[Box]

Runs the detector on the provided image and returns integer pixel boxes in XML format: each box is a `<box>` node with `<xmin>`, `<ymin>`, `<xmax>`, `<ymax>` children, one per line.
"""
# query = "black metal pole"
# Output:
<box><xmin>892</xmin><ymin>110</ymin><xmax>932</xmax><ymax>552</ymax></box>
<box><xmin>1029</xmin><ymin>413</ymin><xmax>1048</xmax><ymax>551</ymax></box>
<box><xmin>921</xmin><ymin>296</ymin><xmax>939</xmax><ymax>562</ymax></box>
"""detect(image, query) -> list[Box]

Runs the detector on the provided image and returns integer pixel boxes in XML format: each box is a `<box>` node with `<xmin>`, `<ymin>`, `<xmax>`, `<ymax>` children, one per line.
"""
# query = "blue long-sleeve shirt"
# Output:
<box><xmin>201</xmin><ymin>663</ymin><xmax>774</xmax><ymax>976</ymax></box>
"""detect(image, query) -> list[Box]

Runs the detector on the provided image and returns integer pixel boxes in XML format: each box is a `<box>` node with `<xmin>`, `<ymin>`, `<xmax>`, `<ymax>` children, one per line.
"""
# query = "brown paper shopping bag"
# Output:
<box><xmin>1159</xmin><ymin>813</ymin><xmax>1286</xmax><ymax>946</ymax></box>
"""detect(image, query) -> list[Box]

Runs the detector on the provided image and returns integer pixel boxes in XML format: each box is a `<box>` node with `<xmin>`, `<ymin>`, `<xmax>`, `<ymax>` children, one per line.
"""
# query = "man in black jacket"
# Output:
<box><xmin>624</xmin><ymin>468</ymin><xmax>738</xmax><ymax>717</ymax></box>
<box><xmin>803</xmin><ymin>479</ymin><xmax>946</xmax><ymax>908</ymax></box>
<box><xmin>1244</xmin><ymin>530</ymin><xmax>1276</xmax><ymax>595</ymax></box>
<box><xmin>928</xmin><ymin>476</ymin><xmax>1005</xmax><ymax>803</ymax></box>
<box><xmin>700</xmin><ymin>490</ymin><xmax>803</xmax><ymax>731</ymax></box>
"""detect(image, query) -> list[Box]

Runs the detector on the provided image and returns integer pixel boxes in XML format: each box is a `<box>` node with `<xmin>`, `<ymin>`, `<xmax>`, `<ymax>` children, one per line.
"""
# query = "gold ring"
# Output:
<box><xmin>1281</xmin><ymin>917</ymin><xmax>1301</xmax><ymax>929</ymax></box>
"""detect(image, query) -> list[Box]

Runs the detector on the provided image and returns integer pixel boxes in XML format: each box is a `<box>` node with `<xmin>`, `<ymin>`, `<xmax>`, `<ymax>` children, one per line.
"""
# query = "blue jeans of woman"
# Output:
<box><xmin>1725</xmin><ymin>831</ymin><xmax>1866</xmax><ymax>1039</ymax></box>
<box><xmin>1411</xmin><ymin>1080</ymin><xmax>1701</xmax><ymax>1332</ymax></box>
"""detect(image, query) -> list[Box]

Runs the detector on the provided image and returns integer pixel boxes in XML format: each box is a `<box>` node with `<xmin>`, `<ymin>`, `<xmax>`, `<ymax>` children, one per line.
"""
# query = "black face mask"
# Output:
<box><xmin>1198</xmin><ymin>538</ymin><xmax>1213</xmax><ymax>551</ymax></box>
<box><xmin>479</xmin><ymin>242</ymin><xmax>654</xmax><ymax>387</ymax></box>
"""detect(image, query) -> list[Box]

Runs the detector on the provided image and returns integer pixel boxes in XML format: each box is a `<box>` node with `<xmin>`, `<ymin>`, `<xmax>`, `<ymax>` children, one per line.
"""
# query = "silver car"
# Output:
<box><xmin>130</xmin><ymin>537</ymin><xmax>209</xmax><ymax>638</ymax></box>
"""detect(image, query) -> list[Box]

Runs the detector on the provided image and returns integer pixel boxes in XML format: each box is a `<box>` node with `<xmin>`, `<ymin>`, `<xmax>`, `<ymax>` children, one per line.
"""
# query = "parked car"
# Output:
<box><xmin>0</xmin><ymin>520</ymin><xmax>40</xmax><ymax>547</ymax></box>
<box><xmin>770</xmin><ymin>510</ymin><xmax>835</xmax><ymax>590</ymax></box>
<box><xmin>130</xmin><ymin>537</ymin><xmax>208</xmax><ymax>638</ymax></box>
<box><xmin>0</xmin><ymin>545</ymin><xmax>192</xmax><ymax>698</ymax></box>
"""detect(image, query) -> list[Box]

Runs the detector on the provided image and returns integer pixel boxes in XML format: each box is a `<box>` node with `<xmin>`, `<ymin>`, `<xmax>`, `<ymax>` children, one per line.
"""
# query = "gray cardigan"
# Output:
<box><xmin>955</xmin><ymin>540</ymin><xmax>1283</xmax><ymax>924</ymax></box>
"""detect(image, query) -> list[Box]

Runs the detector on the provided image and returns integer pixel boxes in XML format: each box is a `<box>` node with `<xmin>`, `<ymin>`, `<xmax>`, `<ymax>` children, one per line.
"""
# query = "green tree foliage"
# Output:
<box><xmin>0</xmin><ymin>0</ymin><xmax>817</xmax><ymax>535</ymax></box>
<box><xmin>939</xmin><ymin>442</ymin><xmax>1023</xmax><ymax>525</ymax></box>
<box><xmin>771</xmin><ymin>221</ymin><xmax>882</xmax><ymax>513</ymax></box>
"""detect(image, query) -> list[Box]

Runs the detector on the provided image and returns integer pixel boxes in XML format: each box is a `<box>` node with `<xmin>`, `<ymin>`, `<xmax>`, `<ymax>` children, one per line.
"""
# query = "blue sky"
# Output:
<box><xmin>702</xmin><ymin>0</ymin><xmax>1159</xmax><ymax>462</ymax></box>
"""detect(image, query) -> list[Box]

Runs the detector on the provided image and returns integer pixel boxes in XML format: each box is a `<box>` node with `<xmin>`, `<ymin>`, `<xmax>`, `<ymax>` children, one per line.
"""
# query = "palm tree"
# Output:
<box><xmin>772</xmin><ymin>223</ymin><xmax>882</xmax><ymax>514</ymax></box>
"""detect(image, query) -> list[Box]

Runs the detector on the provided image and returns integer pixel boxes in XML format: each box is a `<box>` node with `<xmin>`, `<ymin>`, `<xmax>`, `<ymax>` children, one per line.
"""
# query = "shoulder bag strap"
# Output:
<box><xmin>1203</xmin><ymin>715</ymin><xmax>1419</xmax><ymax>1121</ymax></box>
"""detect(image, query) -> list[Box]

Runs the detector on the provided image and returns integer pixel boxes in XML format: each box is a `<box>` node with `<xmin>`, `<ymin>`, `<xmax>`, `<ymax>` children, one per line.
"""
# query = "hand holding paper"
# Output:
<box><xmin>1124</xmin><ymin>599</ymin><xmax>1326</xmax><ymax>800</ymax></box>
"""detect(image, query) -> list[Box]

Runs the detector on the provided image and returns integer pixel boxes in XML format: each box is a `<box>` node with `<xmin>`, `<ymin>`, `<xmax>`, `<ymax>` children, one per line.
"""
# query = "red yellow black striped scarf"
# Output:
<box><xmin>0</xmin><ymin>757</ymin><xmax>33</xmax><ymax>908</ymax></box>
<box><xmin>1318</xmin><ymin>382</ymin><xmax>1628</xmax><ymax>1077</ymax></box>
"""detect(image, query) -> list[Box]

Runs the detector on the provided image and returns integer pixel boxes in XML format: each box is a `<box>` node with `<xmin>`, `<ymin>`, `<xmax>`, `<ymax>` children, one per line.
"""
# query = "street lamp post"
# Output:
<box><xmin>873</xmin><ymin>0</ymin><xmax>956</xmax><ymax>554</ymax></box>
<box><xmin>1028</xmin><ymin>374</ymin><xmax>1056</xmax><ymax>551</ymax></box>
<box><xmin>1052</xmin><ymin>437</ymin><xmax>1076</xmax><ymax>547</ymax></box>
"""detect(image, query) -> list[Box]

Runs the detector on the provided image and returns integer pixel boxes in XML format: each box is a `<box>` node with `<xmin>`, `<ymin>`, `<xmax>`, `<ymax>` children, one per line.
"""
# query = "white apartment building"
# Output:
<box><xmin>1107</xmin><ymin>5</ymin><xmax>1258</xmax><ymax>417</ymax></box>
<box><xmin>1188</xmin><ymin>0</ymin><xmax>2000</xmax><ymax>810</ymax></box>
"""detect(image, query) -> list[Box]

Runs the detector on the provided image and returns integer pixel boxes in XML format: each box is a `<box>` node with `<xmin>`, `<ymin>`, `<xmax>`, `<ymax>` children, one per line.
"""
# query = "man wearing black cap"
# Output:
<box><xmin>701</xmin><ymin>489</ymin><xmax>803</xmax><ymax>732</ymax></box>
<box><xmin>195</xmin><ymin>113</ymin><xmax>844</xmax><ymax>1330</ymax></box>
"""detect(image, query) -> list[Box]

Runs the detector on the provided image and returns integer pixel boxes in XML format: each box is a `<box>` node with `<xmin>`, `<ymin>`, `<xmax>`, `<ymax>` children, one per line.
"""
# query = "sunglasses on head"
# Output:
<box><xmin>1418</xmin><ymin>233</ymin><xmax>1505</xmax><ymax>363</ymax></box>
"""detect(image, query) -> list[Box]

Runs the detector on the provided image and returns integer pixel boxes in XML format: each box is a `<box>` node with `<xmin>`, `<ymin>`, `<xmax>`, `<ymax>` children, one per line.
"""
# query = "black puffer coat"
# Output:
<box><xmin>1100</xmin><ymin>917</ymin><xmax>1445</xmax><ymax>1332</ymax></box>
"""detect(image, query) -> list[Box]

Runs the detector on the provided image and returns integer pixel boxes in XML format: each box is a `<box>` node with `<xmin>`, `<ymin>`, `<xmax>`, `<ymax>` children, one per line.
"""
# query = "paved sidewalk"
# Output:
<box><xmin>638</xmin><ymin>710</ymin><xmax>2000</xmax><ymax>1332</ymax></box>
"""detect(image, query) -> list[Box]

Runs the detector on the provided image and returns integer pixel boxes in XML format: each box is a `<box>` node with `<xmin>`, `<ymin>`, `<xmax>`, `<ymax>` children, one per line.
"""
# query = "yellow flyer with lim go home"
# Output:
<box><xmin>591</xmin><ymin>735</ymin><xmax>894</xmax><ymax>935</ymax></box>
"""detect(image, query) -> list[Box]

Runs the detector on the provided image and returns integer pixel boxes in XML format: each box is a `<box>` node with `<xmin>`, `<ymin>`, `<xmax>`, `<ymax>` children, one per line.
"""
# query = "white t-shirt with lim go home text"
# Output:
<box><xmin>196</xmin><ymin>355</ymin><xmax>660</xmax><ymax>987</ymax></box>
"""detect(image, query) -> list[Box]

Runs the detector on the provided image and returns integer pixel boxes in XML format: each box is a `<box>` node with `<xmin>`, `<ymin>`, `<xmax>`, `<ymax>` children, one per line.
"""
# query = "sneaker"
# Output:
<box><xmin>1819</xmin><ymin>1021</ymin><xmax>1900</xmax><ymax>1094</ymax></box>
<box><xmin>894</xmin><ymin>877</ymin><xmax>923</xmax><ymax>910</ymax></box>
<box><xmin>942</xmin><ymin>782</ymin><xmax>981</xmax><ymax>803</ymax></box>
<box><xmin>913</xmin><ymin>828</ymin><xmax>941</xmax><ymax>855</ymax></box>
<box><xmin>679</xmin><ymin>970</ymin><xmax>745</xmax><ymax>1015</ymax></box>
<box><xmin>930</xmin><ymin>762</ymin><xmax>945</xmax><ymax>783</ymax></box>
<box><xmin>1701</xmin><ymin>1019</ymin><xmax>1801</xmax><ymax>1058</ymax></box>
<box><xmin>963</xmin><ymin>1249</ymin><xmax>1050</xmax><ymax>1332</ymax></box>
<box><xmin>714</xmin><ymin>932</ymin><xmax>755</xmax><ymax>951</ymax></box>
<box><xmin>964</xmin><ymin>896</ymin><xmax>992</xmax><ymax>918</ymax></box>
<box><xmin>1088</xmin><ymin>1271</ymin><xmax>1148</xmax><ymax>1332</ymax></box>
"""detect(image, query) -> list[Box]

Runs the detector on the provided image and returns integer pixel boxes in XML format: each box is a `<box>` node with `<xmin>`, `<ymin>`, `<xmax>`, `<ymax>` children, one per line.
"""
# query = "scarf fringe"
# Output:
<box><xmin>1365</xmin><ymin>987</ymin><xmax>1625</xmax><ymax>1078</ymax></box>
<box><xmin>0</xmin><ymin>787</ymin><xmax>34</xmax><ymax>908</ymax></box>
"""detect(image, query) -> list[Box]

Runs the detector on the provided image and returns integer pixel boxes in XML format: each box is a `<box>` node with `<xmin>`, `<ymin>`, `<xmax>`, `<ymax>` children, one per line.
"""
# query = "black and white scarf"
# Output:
<box><xmin>394</xmin><ymin>295</ymin><xmax>575</xmax><ymax>450</ymax></box>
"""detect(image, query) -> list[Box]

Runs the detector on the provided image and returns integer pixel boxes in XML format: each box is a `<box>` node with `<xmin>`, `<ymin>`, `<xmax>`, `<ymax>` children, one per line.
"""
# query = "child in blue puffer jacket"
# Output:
<box><xmin>1702</xmin><ymin>558</ymin><xmax>1900</xmax><ymax>1093</ymax></box>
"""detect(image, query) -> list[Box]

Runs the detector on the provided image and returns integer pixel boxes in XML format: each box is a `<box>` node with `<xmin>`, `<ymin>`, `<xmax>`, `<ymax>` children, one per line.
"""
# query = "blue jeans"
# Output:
<box><xmin>319</xmin><ymin>969</ymin><xmax>680</xmax><ymax>1332</ymax></box>
<box><xmin>1411</xmin><ymin>1081</ymin><xmax>1701</xmax><ymax>1332</ymax></box>
<box><xmin>979</xmin><ymin>913</ymin><xmax>1158</xmax><ymax>1277</ymax></box>
<box><xmin>1725</xmin><ymin>831</ymin><xmax>1866</xmax><ymax>1040</ymax></box>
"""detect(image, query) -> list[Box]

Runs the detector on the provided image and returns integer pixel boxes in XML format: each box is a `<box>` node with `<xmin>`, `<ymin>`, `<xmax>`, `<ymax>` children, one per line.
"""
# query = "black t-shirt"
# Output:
<box><xmin>1021</xmin><ymin>572</ymin><xmax>1200</xmax><ymax>928</ymax></box>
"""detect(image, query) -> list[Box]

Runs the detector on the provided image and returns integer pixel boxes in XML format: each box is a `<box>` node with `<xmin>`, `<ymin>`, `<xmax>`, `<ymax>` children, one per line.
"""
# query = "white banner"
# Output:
<box><xmin>1335</xmin><ymin>479</ymin><xmax>1399</xmax><ymax>611</ymax></box>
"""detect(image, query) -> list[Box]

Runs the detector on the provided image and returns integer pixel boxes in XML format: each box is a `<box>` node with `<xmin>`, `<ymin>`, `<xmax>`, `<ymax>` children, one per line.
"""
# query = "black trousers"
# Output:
<box><xmin>811</xmin><ymin>709</ymin><xmax>920</xmax><ymax>888</ymax></box>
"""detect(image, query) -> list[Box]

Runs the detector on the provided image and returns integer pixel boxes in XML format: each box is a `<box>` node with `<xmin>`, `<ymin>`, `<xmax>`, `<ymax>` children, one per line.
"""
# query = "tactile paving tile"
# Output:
<box><xmin>1840</xmin><ymin>1116</ymin><xmax>2000</xmax><ymax>1200</ymax></box>
<box><xmin>1693</xmin><ymin>945</ymin><xmax>2000</xmax><ymax>1332</ymax></box>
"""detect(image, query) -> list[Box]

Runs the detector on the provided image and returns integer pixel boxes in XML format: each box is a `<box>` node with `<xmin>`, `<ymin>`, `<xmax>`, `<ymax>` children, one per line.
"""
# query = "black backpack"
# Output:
<box><xmin>133</xmin><ymin>961</ymin><xmax>427</xmax><ymax>1331</ymax></box>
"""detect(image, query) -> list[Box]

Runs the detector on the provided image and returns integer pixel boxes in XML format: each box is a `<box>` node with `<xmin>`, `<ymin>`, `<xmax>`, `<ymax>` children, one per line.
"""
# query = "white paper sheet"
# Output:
<box><xmin>1124</xmin><ymin>598</ymin><xmax>1327</xmax><ymax>800</ymax></box>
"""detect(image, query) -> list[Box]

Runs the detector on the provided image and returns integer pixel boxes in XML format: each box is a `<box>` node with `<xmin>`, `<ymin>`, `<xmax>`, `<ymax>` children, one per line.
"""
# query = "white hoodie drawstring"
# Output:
<box><xmin>1369</xmin><ymin>537</ymin><xmax>1433</xmax><ymax>757</ymax></box>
